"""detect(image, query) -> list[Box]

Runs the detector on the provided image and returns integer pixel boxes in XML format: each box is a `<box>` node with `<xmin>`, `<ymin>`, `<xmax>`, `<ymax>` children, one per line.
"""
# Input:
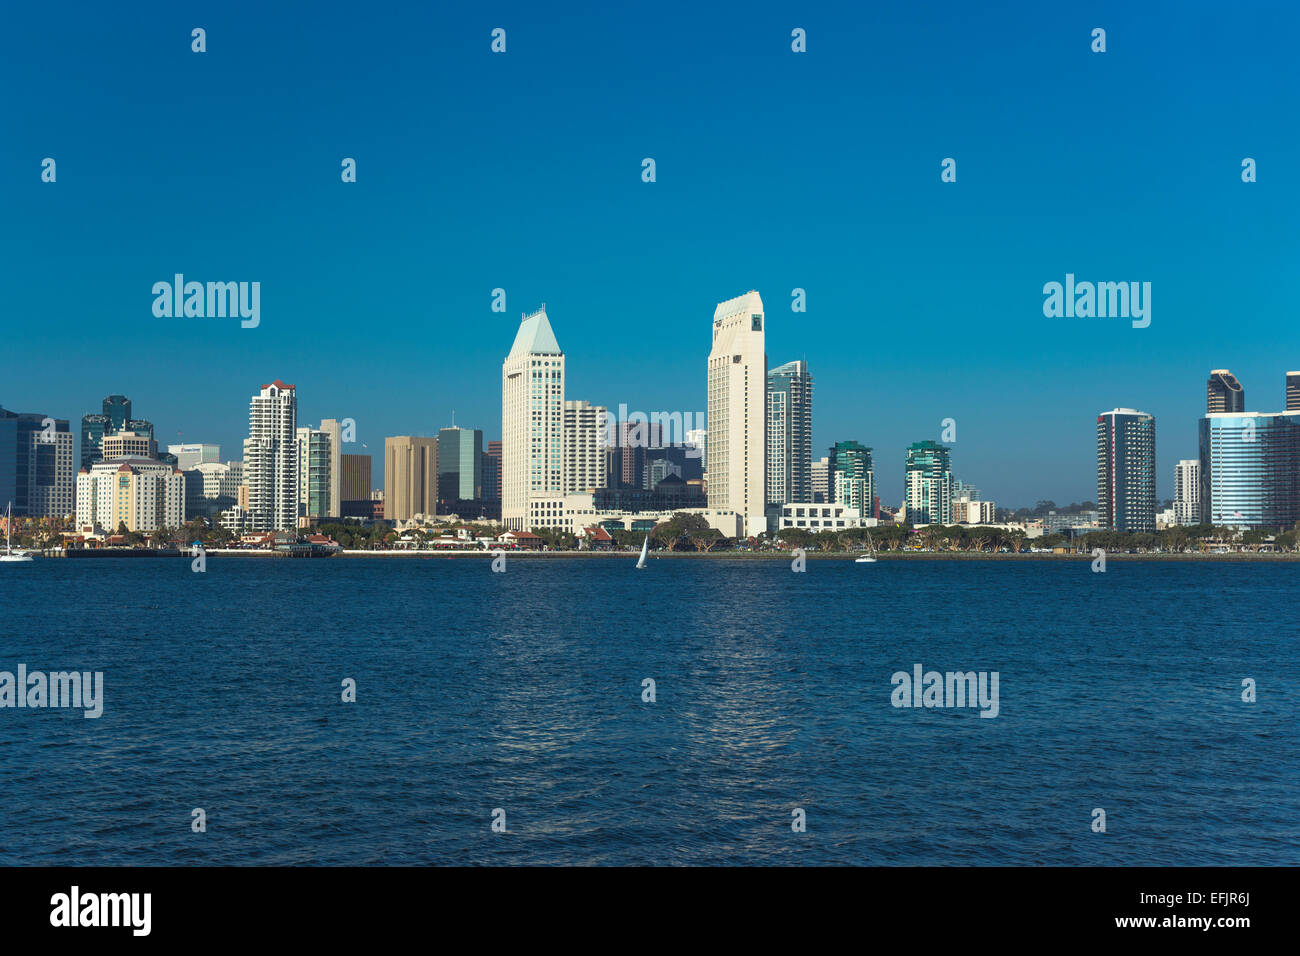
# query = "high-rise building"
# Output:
<box><xmin>607</xmin><ymin>419</ymin><xmax>663</xmax><ymax>489</ymax></box>
<box><xmin>810</xmin><ymin>456</ymin><xmax>829</xmax><ymax>503</ymax></box>
<box><xmin>81</xmin><ymin>394</ymin><xmax>154</xmax><ymax>469</ymax></box>
<box><xmin>905</xmin><ymin>441</ymin><xmax>953</xmax><ymax>526</ymax></box>
<box><xmin>1286</xmin><ymin>372</ymin><xmax>1300</xmax><ymax>412</ymax></box>
<box><xmin>1174</xmin><ymin>459</ymin><xmax>1201</xmax><ymax>526</ymax></box>
<box><xmin>1207</xmin><ymin>370</ymin><xmax>1245</xmax><ymax>414</ymax></box>
<box><xmin>766</xmin><ymin>360</ymin><xmax>813</xmax><ymax>506</ymax></box>
<box><xmin>340</xmin><ymin>453</ymin><xmax>372</xmax><ymax>517</ymax></box>
<box><xmin>101</xmin><ymin>430</ymin><xmax>158</xmax><ymax>461</ymax></box>
<box><xmin>706</xmin><ymin>290</ymin><xmax>767</xmax><ymax>535</ymax></box>
<box><xmin>1096</xmin><ymin>408</ymin><xmax>1156</xmax><ymax>533</ymax></box>
<box><xmin>502</xmin><ymin>306</ymin><xmax>565</xmax><ymax>530</ymax></box>
<box><xmin>829</xmin><ymin>441</ymin><xmax>874</xmax><ymax>516</ymax></box>
<box><xmin>296</xmin><ymin>426</ymin><xmax>332</xmax><ymax>522</ymax></box>
<box><xmin>77</xmin><ymin>457</ymin><xmax>185</xmax><ymax>532</ymax></box>
<box><xmin>320</xmin><ymin>419</ymin><xmax>343</xmax><ymax>518</ymax></box>
<box><xmin>1198</xmin><ymin>411</ymin><xmax>1300</xmax><ymax>529</ymax></box>
<box><xmin>483</xmin><ymin>441</ymin><xmax>501</xmax><ymax>501</ymax></box>
<box><xmin>182</xmin><ymin>461</ymin><xmax>243</xmax><ymax>519</ymax></box>
<box><xmin>562</xmin><ymin>402</ymin><xmax>607</xmax><ymax>494</ymax></box>
<box><xmin>437</xmin><ymin>426</ymin><xmax>484</xmax><ymax>500</ymax></box>
<box><xmin>0</xmin><ymin>407</ymin><xmax>75</xmax><ymax>518</ymax></box>
<box><xmin>243</xmin><ymin>380</ymin><xmax>299</xmax><ymax>532</ymax></box>
<box><xmin>384</xmin><ymin>436</ymin><xmax>438</xmax><ymax>521</ymax></box>
<box><xmin>168</xmin><ymin>443</ymin><xmax>221</xmax><ymax>471</ymax></box>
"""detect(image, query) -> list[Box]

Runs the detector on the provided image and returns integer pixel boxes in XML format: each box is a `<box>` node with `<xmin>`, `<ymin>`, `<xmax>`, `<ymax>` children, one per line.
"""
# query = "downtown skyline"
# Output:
<box><xmin>4</xmin><ymin>2</ymin><xmax>1299</xmax><ymax>506</ymax></box>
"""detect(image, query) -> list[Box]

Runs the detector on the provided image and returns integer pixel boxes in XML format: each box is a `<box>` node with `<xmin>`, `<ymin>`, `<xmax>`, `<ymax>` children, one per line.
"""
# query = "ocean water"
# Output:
<box><xmin>0</xmin><ymin>556</ymin><xmax>1296</xmax><ymax>866</ymax></box>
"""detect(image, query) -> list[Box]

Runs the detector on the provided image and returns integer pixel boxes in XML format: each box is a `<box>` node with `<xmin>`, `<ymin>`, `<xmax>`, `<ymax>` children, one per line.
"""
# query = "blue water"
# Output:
<box><xmin>1</xmin><ymin>557</ymin><xmax>1296</xmax><ymax>865</ymax></box>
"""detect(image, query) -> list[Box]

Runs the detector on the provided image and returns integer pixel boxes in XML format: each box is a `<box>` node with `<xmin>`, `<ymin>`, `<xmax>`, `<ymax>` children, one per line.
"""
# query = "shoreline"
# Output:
<box><xmin>180</xmin><ymin>549</ymin><xmax>1300</xmax><ymax>561</ymax></box>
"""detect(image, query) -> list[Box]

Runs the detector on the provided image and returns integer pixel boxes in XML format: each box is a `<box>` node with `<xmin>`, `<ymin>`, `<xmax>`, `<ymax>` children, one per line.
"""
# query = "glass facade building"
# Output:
<box><xmin>904</xmin><ymin>440</ymin><xmax>952</xmax><ymax>525</ymax></box>
<box><xmin>829</xmin><ymin>441</ymin><xmax>874</xmax><ymax>516</ymax></box>
<box><xmin>1198</xmin><ymin>412</ymin><xmax>1300</xmax><ymax>529</ymax></box>
<box><xmin>766</xmin><ymin>360</ymin><xmax>813</xmax><ymax>506</ymax></box>
<box><xmin>1096</xmin><ymin>408</ymin><xmax>1156</xmax><ymax>533</ymax></box>
<box><xmin>437</xmin><ymin>426</ymin><xmax>484</xmax><ymax>501</ymax></box>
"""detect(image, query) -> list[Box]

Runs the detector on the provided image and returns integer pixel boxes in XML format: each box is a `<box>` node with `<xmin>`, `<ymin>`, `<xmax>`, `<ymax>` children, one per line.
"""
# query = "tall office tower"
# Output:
<box><xmin>1287</xmin><ymin>372</ymin><xmax>1300</xmax><ymax>412</ymax></box>
<box><xmin>1206</xmin><ymin>370</ymin><xmax>1245</xmax><ymax>413</ymax></box>
<box><xmin>483</xmin><ymin>441</ymin><xmax>501</xmax><ymax>501</ymax></box>
<box><xmin>80</xmin><ymin>394</ymin><xmax>153</xmax><ymax>468</ymax></box>
<box><xmin>810</xmin><ymin>456</ymin><xmax>829</xmax><ymax>503</ymax></box>
<box><xmin>101</xmin><ymin>430</ymin><xmax>158</xmax><ymax>461</ymax></box>
<box><xmin>340</xmin><ymin>453</ymin><xmax>372</xmax><ymax>517</ymax></box>
<box><xmin>168</xmin><ymin>444</ymin><xmax>221</xmax><ymax>471</ymax></box>
<box><xmin>181</xmin><ymin>460</ymin><xmax>243</xmax><ymax>519</ymax></box>
<box><xmin>0</xmin><ymin>408</ymin><xmax>74</xmax><ymax>518</ymax></box>
<box><xmin>384</xmin><ymin>436</ymin><xmax>438</xmax><ymax>521</ymax></box>
<box><xmin>502</xmin><ymin>306</ymin><xmax>564</xmax><ymax>530</ymax></box>
<box><xmin>77</xmin><ymin>458</ymin><xmax>185</xmax><ymax>533</ymax></box>
<box><xmin>562</xmin><ymin>401</ymin><xmax>607</xmax><ymax>494</ymax></box>
<box><xmin>707</xmin><ymin>290</ymin><xmax>767</xmax><ymax>534</ymax></box>
<box><xmin>1173</xmin><ymin>458</ymin><xmax>1201</xmax><ymax>526</ymax></box>
<box><xmin>904</xmin><ymin>440</ymin><xmax>953</xmax><ymax>525</ymax></box>
<box><xmin>437</xmin><ymin>426</ymin><xmax>484</xmax><ymax>501</ymax></box>
<box><xmin>242</xmin><ymin>380</ymin><xmax>299</xmax><ymax>532</ymax></box>
<box><xmin>1199</xmin><ymin>411</ymin><xmax>1300</xmax><ymax>529</ymax></box>
<box><xmin>1096</xmin><ymin>408</ymin><xmax>1156</xmax><ymax>533</ymax></box>
<box><xmin>829</xmin><ymin>441</ymin><xmax>875</xmax><ymax>514</ymax></box>
<box><xmin>320</xmin><ymin>419</ymin><xmax>343</xmax><ymax>518</ymax></box>
<box><xmin>766</xmin><ymin>360</ymin><xmax>813</xmax><ymax>506</ymax></box>
<box><xmin>295</xmin><ymin>426</ymin><xmax>332</xmax><ymax>521</ymax></box>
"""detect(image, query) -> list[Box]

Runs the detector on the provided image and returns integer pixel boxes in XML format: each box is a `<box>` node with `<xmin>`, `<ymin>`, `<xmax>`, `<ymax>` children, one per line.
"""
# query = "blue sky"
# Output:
<box><xmin>3</xmin><ymin>0</ymin><xmax>1298</xmax><ymax>506</ymax></box>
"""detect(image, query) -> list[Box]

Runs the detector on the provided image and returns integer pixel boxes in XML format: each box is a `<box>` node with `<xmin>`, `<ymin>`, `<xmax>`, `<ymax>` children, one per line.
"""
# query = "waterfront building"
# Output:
<box><xmin>502</xmin><ymin>306</ymin><xmax>565</xmax><ymax>530</ymax></box>
<box><xmin>438</xmin><ymin>426</ymin><xmax>484</xmax><ymax>501</ymax></box>
<box><xmin>243</xmin><ymin>380</ymin><xmax>299</xmax><ymax>532</ymax></box>
<box><xmin>76</xmin><ymin>456</ymin><xmax>185</xmax><ymax>533</ymax></box>
<box><xmin>1198</xmin><ymin>411</ymin><xmax>1300</xmax><ymax>529</ymax></box>
<box><xmin>1174</xmin><ymin>458</ymin><xmax>1201</xmax><ymax>526</ymax></box>
<box><xmin>384</xmin><ymin>436</ymin><xmax>438</xmax><ymax>521</ymax></box>
<box><xmin>340</xmin><ymin>453</ymin><xmax>372</xmax><ymax>517</ymax></box>
<box><xmin>561</xmin><ymin>402</ymin><xmax>606</xmax><ymax>495</ymax></box>
<box><xmin>829</xmin><ymin>441</ymin><xmax>875</xmax><ymax>516</ymax></box>
<box><xmin>778</xmin><ymin>502</ymin><xmax>874</xmax><ymax>531</ymax></box>
<box><xmin>707</xmin><ymin>290</ymin><xmax>767</xmax><ymax>535</ymax></box>
<box><xmin>810</xmin><ymin>456</ymin><xmax>829</xmax><ymax>503</ymax></box>
<box><xmin>483</xmin><ymin>440</ymin><xmax>502</xmax><ymax>501</ymax></box>
<box><xmin>320</xmin><ymin>419</ymin><xmax>344</xmax><ymax>518</ymax></box>
<box><xmin>296</xmin><ymin>426</ymin><xmax>332</xmax><ymax>522</ymax></box>
<box><xmin>80</xmin><ymin>395</ymin><xmax>154</xmax><ymax>469</ymax></box>
<box><xmin>904</xmin><ymin>441</ymin><xmax>953</xmax><ymax>526</ymax></box>
<box><xmin>0</xmin><ymin>406</ymin><xmax>74</xmax><ymax>518</ymax></box>
<box><xmin>182</xmin><ymin>460</ymin><xmax>243</xmax><ymax>519</ymax></box>
<box><xmin>1096</xmin><ymin>408</ymin><xmax>1156</xmax><ymax>533</ymax></box>
<box><xmin>766</xmin><ymin>360</ymin><xmax>813</xmax><ymax>506</ymax></box>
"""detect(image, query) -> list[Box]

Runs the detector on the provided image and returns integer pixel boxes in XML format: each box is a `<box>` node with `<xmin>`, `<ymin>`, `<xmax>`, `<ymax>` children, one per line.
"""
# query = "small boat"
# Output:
<box><xmin>0</xmin><ymin>502</ymin><xmax>35</xmax><ymax>563</ymax></box>
<box><xmin>854</xmin><ymin>554</ymin><xmax>877</xmax><ymax>563</ymax></box>
<box><xmin>635</xmin><ymin>535</ymin><xmax>648</xmax><ymax>569</ymax></box>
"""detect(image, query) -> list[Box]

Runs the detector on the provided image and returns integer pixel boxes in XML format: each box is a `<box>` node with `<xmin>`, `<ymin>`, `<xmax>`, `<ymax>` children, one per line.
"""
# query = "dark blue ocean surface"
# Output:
<box><xmin>1</xmin><ymin>556</ymin><xmax>1296</xmax><ymax>865</ymax></box>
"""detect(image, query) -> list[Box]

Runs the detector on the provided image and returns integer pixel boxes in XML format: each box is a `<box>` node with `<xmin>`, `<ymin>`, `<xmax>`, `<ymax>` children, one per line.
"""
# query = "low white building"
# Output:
<box><xmin>778</xmin><ymin>502</ymin><xmax>876</xmax><ymax>531</ymax></box>
<box><xmin>76</xmin><ymin>456</ymin><xmax>185</xmax><ymax>533</ymax></box>
<box><xmin>524</xmin><ymin>492</ymin><xmax>743</xmax><ymax>538</ymax></box>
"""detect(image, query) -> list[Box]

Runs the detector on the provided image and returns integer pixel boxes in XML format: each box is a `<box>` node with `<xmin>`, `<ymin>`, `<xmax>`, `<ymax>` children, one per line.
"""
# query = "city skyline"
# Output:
<box><xmin>6</xmin><ymin>4</ymin><xmax>1299</xmax><ymax>507</ymax></box>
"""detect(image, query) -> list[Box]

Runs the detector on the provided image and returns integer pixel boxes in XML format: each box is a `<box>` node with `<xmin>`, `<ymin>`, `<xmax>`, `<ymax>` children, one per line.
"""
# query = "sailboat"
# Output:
<box><xmin>854</xmin><ymin>530</ymin><xmax>877</xmax><ymax>563</ymax></box>
<box><xmin>635</xmin><ymin>535</ymin><xmax>648</xmax><ymax>569</ymax></box>
<box><xmin>1</xmin><ymin>502</ymin><xmax>35</xmax><ymax>563</ymax></box>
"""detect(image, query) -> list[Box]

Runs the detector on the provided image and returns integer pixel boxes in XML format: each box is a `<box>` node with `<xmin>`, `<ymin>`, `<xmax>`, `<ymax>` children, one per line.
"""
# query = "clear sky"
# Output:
<box><xmin>3</xmin><ymin>0</ymin><xmax>1298</xmax><ymax>507</ymax></box>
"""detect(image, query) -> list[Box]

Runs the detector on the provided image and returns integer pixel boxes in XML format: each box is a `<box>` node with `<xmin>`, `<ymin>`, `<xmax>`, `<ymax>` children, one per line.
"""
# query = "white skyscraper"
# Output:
<box><xmin>320</xmin><ymin>418</ymin><xmax>343</xmax><ymax>518</ymax></box>
<box><xmin>563</xmin><ymin>400</ymin><xmax>607</xmax><ymax>494</ymax></box>
<box><xmin>502</xmin><ymin>307</ymin><xmax>565</xmax><ymax>530</ymax></box>
<box><xmin>243</xmin><ymin>380</ymin><xmax>298</xmax><ymax>531</ymax></box>
<box><xmin>1174</xmin><ymin>458</ymin><xmax>1201</xmax><ymax>527</ymax></box>
<box><xmin>707</xmin><ymin>290</ymin><xmax>767</xmax><ymax>535</ymax></box>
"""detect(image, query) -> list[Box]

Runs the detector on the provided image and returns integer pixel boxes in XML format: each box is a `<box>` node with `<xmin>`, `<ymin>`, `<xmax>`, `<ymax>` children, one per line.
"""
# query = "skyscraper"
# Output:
<box><xmin>0</xmin><ymin>407</ymin><xmax>74</xmax><ymax>518</ymax></box>
<box><xmin>77</xmin><ymin>458</ymin><xmax>185</xmax><ymax>533</ymax></box>
<box><xmin>1286</xmin><ymin>372</ymin><xmax>1300</xmax><ymax>412</ymax></box>
<box><xmin>829</xmin><ymin>441</ymin><xmax>874</xmax><ymax>514</ymax></box>
<box><xmin>296</xmin><ymin>426</ymin><xmax>332</xmax><ymax>522</ymax></box>
<box><xmin>810</xmin><ymin>456</ymin><xmax>829</xmax><ymax>503</ymax></box>
<box><xmin>243</xmin><ymin>380</ymin><xmax>299</xmax><ymax>532</ymax></box>
<box><xmin>1174</xmin><ymin>459</ymin><xmax>1201</xmax><ymax>526</ymax></box>
<box><xmin>81</xmin><ymin>394</ymin><xmax>154</xmax><ymax>469</ymax></box>
<box><xmin>1198</xmin><ymin>411</ymin><xmax>1300</xmax><ymax>529</ymax></box>
<box><xmin>502</xmin><ymin>306</ymin><xmax>564</xmax><ymax>530</ymax></box>
<box><xmin>562</xmin><ymin>401</ymin><xmax>607</xmax><ymax>494</ymax></box>
<box><xmin>707</xmin><ymin>290</ymin><xmax>767</xmax><ymax>534</ymax></box>
<box><xmin>384</xmin><ymin>436</ymin><xmax>438</xmax><ymax>521</ymax></box>
<box><xmin>320</xmin><ymin>418</ymin><xmax>343</xmax><ymax>518</ymax></box>
<box><xmin>904</xmin><ymin>441</ymin><xmax>952</xmax><ymax>525</ymax></box>
<box><xmin>1207</xmin><ymin>370</ymin><xmax>1245</xmax><ymax>413</ymax></box>
<box><xmin>767</xmin><ymin>360</ymin><xmax>813</xmax><ymax>506</ymax></box>
<box><xmin>340</xmin><ymin>453</ymin><xmax>372</xmax><ymax>517</ymax></box>
<box><xmin>1096</xmin><ymin>408</ymin><xmax>1156</xmax><ymax>533</ymax></box>
<box><xmin>437</xmin><ymin>425</ymin><xmax>484</xmax><ymax>500</ymax></box>
<box><xmin>483</xmin><ymin>441</ymin><xmax>501</xmax><ymax>501</ymax></box>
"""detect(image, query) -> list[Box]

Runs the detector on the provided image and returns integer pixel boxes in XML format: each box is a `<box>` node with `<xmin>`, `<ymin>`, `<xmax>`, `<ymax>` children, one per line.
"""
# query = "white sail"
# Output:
<box><xmin>635</xmin><ymin>535</ymin><xmax>648</xmax><ymax>569</ymax></box>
